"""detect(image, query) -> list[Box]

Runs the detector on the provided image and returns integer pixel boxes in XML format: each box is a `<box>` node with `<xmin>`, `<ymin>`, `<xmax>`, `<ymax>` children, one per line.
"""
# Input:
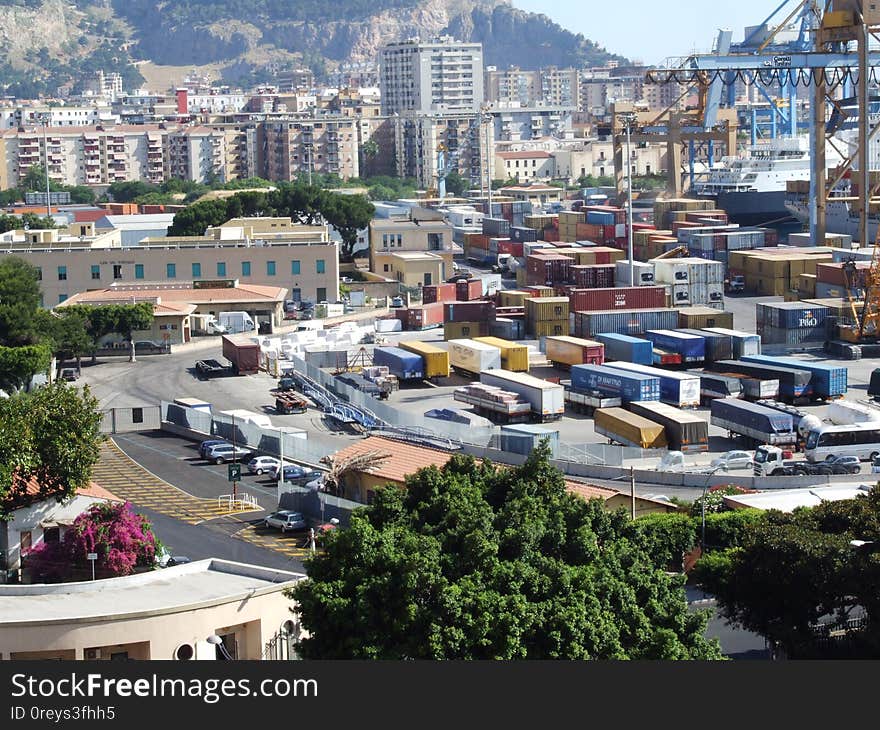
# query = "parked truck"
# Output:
<box><xmin>398</xmin><ymin>340</ymin><xmax>450</xmax><ymax>379</ymax></box>
<box><xmin>479</xmin><ymin>369</ymin><xmax>564</xmax><ymax>422</ymax></box>
<box><xmin>601</xmin><ymin>361</ymin><xmax>701</xmax><ymax>409</ymax></box>
<box><xmin>474</xmin><ymin>336</ymin><xmax>530</xmax><ymax>372</ymax></box>
<box><xmin>752</xmin><ymin>445</ymin><xmax>835</xmax><ymax>477</ymax></box>
<box><xmin>543</xmin><ymin>336</ymin><xmax>605</xmax><ymax>369</ymax></box>
<box><xmin>627</xmin><ymin>401</ymin><xmax>709</xmax><ymax>453</ymax></box>
<box><xmin>221</xmin><ymin>334</ymin><xmax>261</xmax><ymax>375</ymax></box>
<box><xmin>563</xmin><ymin>387</ymin><xmax>622</xmax><ymax>415</ymax></box>
<box><xmin>686</xmin><ymin>370</ymin><xmax>743</xmax><ymax>403</ymax></box>
<box><xmin>700</xmin><ymin>327</ymin><xmax>761</xmax><ymax>358</ymax></box>
<box><xmin>190</xmin><ymin>313</ymin><xmax>228</xmax><ymax>336</ymax></box>
<box><xmin>642</xmin><ymin>329</ymin><xmax>706</xmax><ymax>363</ymax></box>
<box><xmin>218</xmin><ymin>311</ymin><xmax>256</xmax><ymax>334</ymax></box>
<box><xmin>594</xmin><ymin>333</ymin><xmax>653</xmax><ymax>365</ymax></box>
<box><xmin>453</xmin><ymin>383</ymin><xmax>532</xmax><ymax>424</ymax></box>
<box><xmin>570</xmin><ymin>363</ymin><xmax>661</xmax><ymax>404</ymax></box>
<box><xmin>705</xmin><ymin>360</ymin><xmax>812</xmax><ymax>403</ymax></box>
<box><xmin>594</xmin><ymin>407</ymin><xmax>668</xmax><ymax>449</ymax></box>
<box><xmin>448</xmin><ymin>339</ymin><xmax>502</xmax><ymax>376</ymax></box>
<box><xmin>709</xmin><ymin>398</ymin><xmax>799</xmax><ymax>448</ymax></box>
<box><xmin>372</xmin><ymin>346</ymin><xmax>425</xmax><ymax>381</ymax></box>
<box><xmin>676</xmin><ymin>329</ymin><xmax>732</xmax><ymax>363</ymax></box>
<box><xmin>739</xmin><ymin>354</ymin><xmax>847</xmax><ymax>400</ymax></box>
<box><xmin>272</xmin><ymin>391</ymin><xmax>309</xmax><ymax>414</ymax></box>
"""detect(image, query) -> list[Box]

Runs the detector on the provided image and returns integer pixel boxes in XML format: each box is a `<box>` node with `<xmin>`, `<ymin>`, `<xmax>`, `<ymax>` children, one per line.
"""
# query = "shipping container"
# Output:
<box><xmin>421</xmin><ymin>283</ymin><xmax>457</xmax><ymax>305</ymax></box>
<box><xmin>677</xmin><ymin>307</ymin><xmax>734</xmax><ymax>330</ymax></box>
<box><xmin>756</xmin><ymin>301</ymin><xmax>830</xmax><ymax>329</ymax></box>
<box><xmin>685</xmin><ymin>369</ymin><xmax>744</xmax><ymax>402</ymax></box>
<box><xmin>675</xmin><ymin>329</ymin><xmax>732</xmax><ymax>362</ymax></box>
<box><xmin>499</xmin><ymin>423</ymin><xmax>560</xmax><ymax>456</ymax></box>
<box><xmin>544</xmin><ymin>335</ymin><xmax>605</xmax><ymax>368</ymax></box>
<box><xmin>483</xmin><ymin>217</ymin><xmax>510</xmax><ymax>237</ymax></box>
<box><xmin>652</xmin><ymin>349</ymin><xmax>682</xmax><ymax>365</ymax></box>
<box><xmin>455</xmin><ymin>279</ymin><xmax>485</xmax><ymax>302</ymax></box>
<box><xmin>594</xmin><ymin>332</ymin><xmax>654</xmax><ymax>365</ymax></box>
<box><xmin>570</xmin><ymin>363</ymin><xmax>661</xmax><ymax>403</ymax></box>
<box><xmin>530</xmin><ymin>320</ymin><xmax>570</xmax><ymax>337</ymax></box>
<box><xmin>573</xmin><ymin>308</ymin><xmax>680</xmax><ymax>337</ymax></box>
<box><xmin>497</xmin><ymin>290</ymin><xmax>532</xmax><ymax>308</ymax></box>
<box><xmin>479</xmin><ymin>369</ymin><xmax>564</xmax><ymax>420</ymax></box>
<box><xmin>614</xmin><ymin>260</ymin><xmax>655</xmax><ymax>286</ymax></box>
<box><xmin>642</xmin><ymin>330</ymin><xmax>706</xmax><ymax>362</ymax></box>
<box><xmin>526</xmin><ymin>254</ymin><xmax>572</xmax><ymax>286</ymax></box>
<box><xmin>601</xmin><ymin>361</ymin><xmax>701</xmax><ymax>408</ymax></box>
<box><xmin>490</xmin><ymin>317</ymin><xmax>526</xmax><ymax>340</ymax></box>
<box><xmin>444</xmin><ymin>300</ymin><xmax>497</xmax><ymax>323</ymax></box>
<box><xmin>594</xmin><ymin>407</ymin><xmax>667</xmax><ymax>449</ymax></box>
<box><xmin>701</xmin><ymin>327</ymin><xmax>762</xmax><ymax>357</ymax></box>
<box><xmin>372</xmin><ymin>346</ymin><xmax>424</xmax><ymax>380</ymax></box>
<box><xmin>510</xmin><ymin>226</ymin><xmax>539</xmax><ymax>243</ymax></box>
<box><xmin>525</xmin><ymin>297</ymin><xmax>570</xmax><ymax>323</ymax></box>
<box><xmin>569</xmin><ymin>286</ymin><xmax>666</xmax><ymax>312</ymax></box>
<box><xmin>222</xmin><ymin>334</ymin><xmax>261</xmax><ymax>375</ymax></box>
<box><xmin>628</xmin><ymin>401</ymin><xmax>709</xmax><ymax>453</ymax></box>
<box><xmin>474</xmin><ymin>336</ymin><xmax>530</xmax><ymax>372</ymax></box>
<box><xmin>739</xmin><ymin>355</ymin><xmax>846</xmax><ymax>399</ymax></box>
<box><xmin>406</xmin><ymin>302</ymin><xmax>445</xmax><ymax>330</ymax></box>
<box><xmin>705</xmin><ymin>360</ymin><xmax>811</xmax><ymax>401</ymax></box>
<box><xmin>709</xmin><ymin>397</ymin><xmax>798</xmax><ymax>447</ymax></box>
<box><xmin>398</xmin><ymin>340</ymin><xmax>450</xmax><ymax>379</ymax></box>
<box><xmin>448</xmin><ymin>339</ymin><xmax>502</xmax><ymax>375</ymax></box>
<box><xmin>444</xmin><ymin>321</ymin><xmax>490</xmax><ymax>340</ymax></box>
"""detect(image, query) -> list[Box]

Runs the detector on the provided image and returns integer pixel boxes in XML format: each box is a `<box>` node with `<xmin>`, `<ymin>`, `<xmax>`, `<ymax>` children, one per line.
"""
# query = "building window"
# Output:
<box><xmin>132</xmin><ymin>407</ymin><xmax>144</xmax><ymax>424</ymax></box>
<box><xmin>58</xmin><ymin>294</ymin><xmax>67</xmax><ymax>303</ymax></box>
<box><xmin>291</xmin><ymin>260</ymin><xmax>301</xmax><ymax>275</ymax></box>
<box><xmin>113</xmin><ymin>264</ymin><xmax>122</xmax><ymax>280</ymax></box>
<box><xmin>317</xmin><ymin>287</ymin><xmax>326</xmax><ymax>302</ymax></box>
<box><xmin>91</xmin><ymin>264</ymin><xmax>100</xmax><ymax>280</ymax></box>
<box><xmin>217</xmin><ymin>262</ymin><xmax>226</xmax><ymax>277</ymax></box>
<box><xmin>57</xmin><ymin>265</ymin><xmax>67</xmax><ymax>281</ymax></box>
<box><xmin>166</xmin><ymin>263</ymin><xmax>176</xmax><ymax>279</ymax></box>
<box><xmin>192</xmin><ymin>262</ymin><xmax>201</xmax><ymax>278</ymax></box>
<box><xmin>267</xmin><ymin>261</ymin><xmax>276</xmax><ymax>276</ymax></box>
<box><xmin>241</xmin><ymin>261</ymin><xmax>251</xmax><ymax>276</ymax></box>
<box><xmin>383</xmin><ymin>264</ymin><xmax>389</xmax><ymax>272</ymax></box>
<box><xmin>316</xmin><ymin>259</ymin><xmax>325</xmax><ymax>274</ymax></box>
<box><xmin>135</xmin><ymin>264</ymin><xmax>144</xmax><ymax>280</ymax></box>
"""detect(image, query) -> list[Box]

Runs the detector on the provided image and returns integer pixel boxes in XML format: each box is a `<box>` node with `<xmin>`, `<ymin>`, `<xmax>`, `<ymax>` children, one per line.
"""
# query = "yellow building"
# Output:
<box><xmin>368</xmin><ymin>213</ymin><xmax>454</xmax><ymax>282</ymax></box>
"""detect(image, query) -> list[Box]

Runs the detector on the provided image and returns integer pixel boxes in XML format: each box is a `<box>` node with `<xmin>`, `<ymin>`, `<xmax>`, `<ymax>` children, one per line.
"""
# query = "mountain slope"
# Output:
<box><xmin>0</xmin><ymin>0</ymin><xmax>625</xmax><ymax>95</ymax></box>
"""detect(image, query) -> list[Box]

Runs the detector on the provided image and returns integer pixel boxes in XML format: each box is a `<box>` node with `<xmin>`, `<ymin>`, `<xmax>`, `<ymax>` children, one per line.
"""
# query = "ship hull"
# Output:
<box><xmin>699</xmin><ymin>190</ymin><xmax>794</xmax><ymax>226</ymax></box>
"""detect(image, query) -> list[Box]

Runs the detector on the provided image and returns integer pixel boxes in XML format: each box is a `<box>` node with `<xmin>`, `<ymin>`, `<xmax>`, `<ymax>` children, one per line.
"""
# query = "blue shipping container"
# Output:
<box><xmin>738</xmin><ymin>355</ymin><xmax>847</xmax><ymax>398</ymax></box>
<box><xmin>676</xmin><ymin>329</ymin><xmax>732</xmax><ymax>362</ymax></box>
<box><xmin>756</xmin><ymin>302</ymin><xmax>830</xmax><ymax>329</ymax></box>
<box><xmin>594</xmin><ymin>333</ymin><xmax>653</xmax><ymax>365</ymax></box>
<box><xmin>707</xmin><ymin>360</ymin><xmax>811</xmax><ymax>400</ymax></box>
<box><xmin>586</xmin><ymin>210</ymin><xmax>616</xmax><ymax>225</ymax></box>
<box><xmin>372</xmin><ymin>346</ymin><xmax>424</xmax><ymax>380</ymax></box>
<box><xmin>643</xmin><ymin>330</ymin><xmax>706</xmax><ymax>362</ymax></box>
<box><xmin>570</xmin><ymin>364</ymin><xmax>660</xmax><ymax>403</ymax></box>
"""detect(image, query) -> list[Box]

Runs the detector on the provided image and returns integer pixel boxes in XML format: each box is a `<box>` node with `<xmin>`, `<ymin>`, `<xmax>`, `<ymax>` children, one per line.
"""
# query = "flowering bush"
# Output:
<box><xmin>25</xmin><ymin>502</ymin><xmax>158</xmax><ymax>583</ymax></box>
<box><xmin>689</xmin><ymin>485</ymin><xmax>758</xmax><ymax>517</ymax></box>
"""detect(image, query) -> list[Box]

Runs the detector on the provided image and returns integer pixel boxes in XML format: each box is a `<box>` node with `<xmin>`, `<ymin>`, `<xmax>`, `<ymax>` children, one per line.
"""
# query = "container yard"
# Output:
<box><xmin>447</xmin><ymin>339</ymin><xmax>502</xmax><ymax>376</ymax></box>
<box><xmin>627</xmin><ymin>401</ymin><xmax>709</xmax><ymax>453</ymax></box>
<box><xmin>594</xmin><ymin>333</ymin><xmax>654</xmax><ymax>365</ymax></box>
<box><xmin>479</xmin><ymin>369</ymin><xmax>565</xmax><ymax>422</ymax></box>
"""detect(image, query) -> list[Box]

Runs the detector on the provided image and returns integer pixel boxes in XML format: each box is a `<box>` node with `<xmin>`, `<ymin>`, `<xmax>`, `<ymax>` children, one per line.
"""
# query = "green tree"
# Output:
<box><xmin>73</xmin><ymin>302</ymin><xmax>154</xmax><ymax>362</ymax></box>
<box><xmin>34</xmin><ymin>308</ymin><xmax>95</xmax><ymax>372</ymax></box>
<box><xmin>321</xmin><ymin>193</ymin><xmax>374</xmax><ymax>263</ymax></box>
<box><xmin>0</xmin><ymin>381</ymin><xmax>103</xmax><ymax>513</ymax></box>
<box><xmin>288</xmin><ymin>445</ymin><xmax>722</xmax><ymax>659</ymax></box>
<box><xmin>443</xmin><ymin>171</ymin><xmax>469</xmax><ymax>196</ymax></box>
<box><xmin>108</xmin><ymin>180</ymin><xmax>159</xmax><ymax>203</ymax></box>
<box><xmin>0</xmin><ymin>257</ymin><xmax>42</xmax><ymax>346</ymax></box>
<box><xmin>167</xmin><ymin>199</ymin><xmax>230</xmax><ymax>236</ymax></box>
<box><xmin>0</xmin><ymin>343</ymin><xmax>52</xmax><ymax>393</ymax></box>
<box><xmin>367</xmin><ymin>184</ymin><xmax>395</xmax><ymax>201</ymax></box>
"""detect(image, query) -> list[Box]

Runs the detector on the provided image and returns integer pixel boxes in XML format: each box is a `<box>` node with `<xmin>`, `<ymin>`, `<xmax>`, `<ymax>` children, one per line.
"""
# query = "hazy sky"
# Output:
<box><xmin>510</xmin><ymin>0</ymin><xmax>794</xmax><ymax>65</ymax></box>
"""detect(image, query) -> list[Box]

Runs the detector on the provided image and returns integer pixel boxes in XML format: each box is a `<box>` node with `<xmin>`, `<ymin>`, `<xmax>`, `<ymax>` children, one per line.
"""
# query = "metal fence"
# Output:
<box><xmin>100</xmin><ymin>406</ymin><xmax>162</xmax><ymax>434</ymax></box>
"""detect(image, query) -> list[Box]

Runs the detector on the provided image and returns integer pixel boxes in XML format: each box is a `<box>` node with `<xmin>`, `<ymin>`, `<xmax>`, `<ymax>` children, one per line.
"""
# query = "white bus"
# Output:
<box><xmin>804</xmin><ymin>422</ymin><xmax>880</xmax><ymax>462</ymax></box>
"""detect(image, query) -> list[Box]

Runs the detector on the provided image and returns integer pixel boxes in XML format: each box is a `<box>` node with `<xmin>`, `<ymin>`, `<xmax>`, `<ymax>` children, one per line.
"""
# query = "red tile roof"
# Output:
<box><xmin>4</xmin><ymin>473</ymin><xmax>122</xmax><ymax>511</ymax></box>
<box><xmin>59</xmin><ymin>283</ymin><xmax>286</xmax><ymax>307</ymax></box>
<box><xmin>564</xmin><ymin>480</ymin><xmax>618</xmax><ymax>502</ymax></box>
<box><xmin>330</xmin><ymin>436</ymin><xmax>452</xmax><ymax>484</ymax></box>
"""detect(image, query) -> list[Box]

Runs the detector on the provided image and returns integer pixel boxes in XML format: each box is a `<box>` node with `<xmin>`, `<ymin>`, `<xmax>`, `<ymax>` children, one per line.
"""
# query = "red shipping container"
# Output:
<box><xmin>495</xmin><ymin>306</ymin><xmax>526</xmax><ymax>317</ymax></box>
<box><xmin>422</xmin><ymin>282</ymin><xmax>457</xmax><ymax>304</ymax></box>
<box><xmin>542</xmin><ymin>229</ymin><xmax>559</xmax><ymax>242</ymax></box>
<box><xmin>632</xmin><ymin>222</ymin><xmax>656</xmax><ymax>231</ymax></box>
<box><xmin>407</xmin><ymin>302</ymin><xmax>444</xmax><ymax>330</ymax></box>
<box><xmin>444</xmin><ymin>300</ymin><xmax>496</xmax><ymax>322</ymax></box>
<box><xmin>575</xmin><ymin>222</ymin><xmax>604</xmax><ymax>241</ymax></box>
<box><xmin>816</xmin><ymin>262</ymin><xmax>868</xmax><ymax>287</ymax></box>
<box><xmin>603</xmin><ymin>225</ymin><xmax>616</xmax><ymax>243</ymax></box>
<box><xmin>497</xmin><ymin>240</ymin><xmax>524</xmax><ymax>257</ymax></box>
<box><xmin>654</xmin><ymin>351</ymin><xmax>682</xmax><ymax>365</ymax></box>
<box><xmin>569</xmin><ymin>286</ymin><xmax>667</xmax><ymax>312</ymax></box>
<box><xmin>456</xmin><ymin>279</ymin><xmax>484</xmax><ymax>301</ymax></box>
<box><xmin>391</xmin><ymin>308</ymin><xmax>409</xmax><ymax>323</ymax></box>
<box><xmin>526</xmin><ymin>253</ymin><xmax>572</xmax><ymax>286</ymax></box>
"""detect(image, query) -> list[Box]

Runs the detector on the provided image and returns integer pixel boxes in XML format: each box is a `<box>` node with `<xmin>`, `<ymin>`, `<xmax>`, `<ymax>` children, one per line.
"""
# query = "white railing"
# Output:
<box><xmin>218</xmin><ymin>493</ymin><xmax>260</xmax><ymax>511</ymax></box>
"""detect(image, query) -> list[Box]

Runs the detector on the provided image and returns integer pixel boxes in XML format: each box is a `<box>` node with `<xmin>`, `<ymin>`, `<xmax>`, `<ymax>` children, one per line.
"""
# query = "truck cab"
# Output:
<box><xmin>725</xmin><ymin>275</ymin><xmax>745</xmax><ymax>294</ymax></box>
<box><xmin>754</xmin><ymin>445</ymin><xmax>822</xmax><ymax>477</ymax></box>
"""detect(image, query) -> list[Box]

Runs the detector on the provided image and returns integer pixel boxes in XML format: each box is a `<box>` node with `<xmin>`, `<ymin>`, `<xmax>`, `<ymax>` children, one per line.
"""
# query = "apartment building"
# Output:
<box><xmin>0</xmin><ymin>218</ymin><xmax>339</xmax><ymax>306</ymax></box>
<box><xmin>392</xmin><ymin>112</ymin><xmax>490</xmax><ymax>192</ymax></box>
<box><xmin>0</xmin><ymin>103</ymin><xmax>120</xmax><ymax>129</ymax></box>
<box><xmin>379</xmin><ymin>36</ymin><xmax>484</xmax><ymax>115</ymax></box>
<box><xmin>491</xmin><ymin>105</ymin><xmax>574</xmax><ymax>143</ymax></box>
<box><xmin>495</xmin><ymin>150</ymin><xmax>555</xmax><ymax>182</ymax></box>
<box><xmin>166</xmin><ymin>126</ymin><xmax>227</xmax><ymax>183</ymax></box>
<box><xmin>369</xmin><ymin>212</ymin><xmax>454</xmax><ymax>283</ymax></box>
<box><xmin>484</xmin><ymin>67</ymin><xmax>540</xmax><ymax>106</ymax></box>
<box><xmin>261</xmin><ymin>117</ymin><xmax>360</xmax><ymax>182</ymax></box>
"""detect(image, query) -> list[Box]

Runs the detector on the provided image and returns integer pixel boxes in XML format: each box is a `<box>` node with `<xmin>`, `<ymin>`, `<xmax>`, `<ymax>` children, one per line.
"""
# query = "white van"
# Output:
<box><xmin>218</xmin><ymin>409</ymin><xmax>273</xmax><ymax>429</ymax></box>
<box><xmin>218</xmin><ymin>311</ymin><xmax>255</xmax><ymax>334</ymax></box>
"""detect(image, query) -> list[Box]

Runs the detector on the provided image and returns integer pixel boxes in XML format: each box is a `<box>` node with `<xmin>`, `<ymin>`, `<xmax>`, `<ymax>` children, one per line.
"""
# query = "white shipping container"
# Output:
<box><xmin>670</xmin><ymin>284</ymin><xmax>691</xmax><ymax>306</ymax></box>
<box><xmin>479</xmin><ymin>369</ymin><xmax>564</xmax><ymax>417</ymax></box>
<box><xmin>827</xmin><ymin>401</ymin><xmax>880</xmax><ymax>425</ymax></box>
<box><xmin>653</xmin><ymin>259</ymin><xmax>690</xmax><ymax>285</ymax></box>
<box><xmin>376</xmin><ymin>318</ymin><xmax>403</xmax><ymax>333</ymax></box>
<box><xmin>448</xmin><ymin>339</ymin><xmax>502</xmax><ymax>374</ymax></box>
<box><xmin>615</xmin><ymin>260</ymin><xmax>655</xmax><ymax>286</ymax></box>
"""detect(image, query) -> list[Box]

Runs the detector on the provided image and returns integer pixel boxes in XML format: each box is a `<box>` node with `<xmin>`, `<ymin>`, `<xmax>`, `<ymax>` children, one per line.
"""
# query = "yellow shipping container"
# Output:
<box><xmin>444</xmin><ymin>321</ymin><xmax>489</xmax><ymax>340</ymax></box>
<box><xmin>798</xmin><ymin>273</ymin><xmax>817</xmax><ymax>297</ymax></box>
<box><xmin>473</xmin><ymin>336</ymin><xmax>530</xmax><ymax>372</ymax></box>
<box><xmin>516</xmin><ymin>267</ymin><xmax>527</xmax><ymax>287</ymax></box>
<box><xmin>525</xmin><ymin>297</ymin><xmax>570</xmax><ymax>323</ymax></box>
<box><xmin>530</xmin><ymin>319</ymin><xmax>570</xmax><ymax>337</ymax></box>
<box><xmin>498</xmin><ymin>290</ymin><xmax>532</xmax><ymax>307</ymax></box>
<box><xmin>558</xmin><ymin>211</ymin><xmax>585</xmax><ymax>226</ymax></box>
<box><xmin>525</xmin><ymin>285</ymin><xmax>555</xmax><ymax>297</ymax></box>
<box><xmin>398</xmin><ymin>340</ymin><xmax>450</xmax><ymax>378</ymax></box>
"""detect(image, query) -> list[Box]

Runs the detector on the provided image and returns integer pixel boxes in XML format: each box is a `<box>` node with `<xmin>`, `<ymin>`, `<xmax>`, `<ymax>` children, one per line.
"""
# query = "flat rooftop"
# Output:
<box><xmin>724</xmin><ymin>483</ymin><xmax>873</xmax><ymax>513</ymax></box>
<box><xmin>0</xmin><ymin>559</ymin><xmax>304</xmax><ymax>626</ymax></box>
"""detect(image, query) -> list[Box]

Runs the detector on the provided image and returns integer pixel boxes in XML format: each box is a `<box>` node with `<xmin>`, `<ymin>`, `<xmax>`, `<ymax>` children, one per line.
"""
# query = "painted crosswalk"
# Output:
<box><xmin>93</xmin><ymin>439</ymin><xmax>260</xmax><ymax>524</ymax></box>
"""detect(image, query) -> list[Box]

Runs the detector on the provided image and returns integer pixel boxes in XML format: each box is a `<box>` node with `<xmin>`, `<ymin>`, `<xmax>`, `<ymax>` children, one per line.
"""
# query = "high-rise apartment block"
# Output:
<box><xmin>380</xmin><ymin>36</ymin><xmax>484</xmax><ymax>115</ymax></box>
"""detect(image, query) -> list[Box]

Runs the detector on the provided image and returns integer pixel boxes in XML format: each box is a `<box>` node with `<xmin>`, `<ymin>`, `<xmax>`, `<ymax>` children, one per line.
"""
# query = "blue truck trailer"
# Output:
<box><xmin>569</xmin><ymin>364</ymin><xmax>660</xmax><ymax>403</ymax></box>
<box><xmin>642</xmin><ymin>329</ymin><xmax>706</xmax><ymax>362</ymax></box>
<box><xmin>372</xmin><ymin>346</ymin><xmax>424</xmax><ymax>380</ymax></box>
<box><xmin>709</xmin><ymin>397</ymin><xmax>798</xmax><ymax>447</ymax></box>
<box><xmin>676</xmin><ymin>329</ymin><xmax>733</xmax><ymax>363</ymax></box>
<box><xmin>738</xmin><ymin>354</ymin><xmax>846</xmax><ymax>399</ymax></box>
<box><xmin>594</xmin><ymin>333</ymin><xmax>653</xmax><ymax>365</ymax></box>
<box><xmin>705</xmin><ymin>360</ymin><xmax>812</xmax><ymax>402</ymax></box>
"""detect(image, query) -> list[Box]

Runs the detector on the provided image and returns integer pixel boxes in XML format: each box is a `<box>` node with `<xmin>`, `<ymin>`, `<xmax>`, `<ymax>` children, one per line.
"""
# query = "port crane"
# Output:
<box><xmin>644</xmin><ymin>0</ymin><xmax>880</xmax><ymax>246</ymax></box>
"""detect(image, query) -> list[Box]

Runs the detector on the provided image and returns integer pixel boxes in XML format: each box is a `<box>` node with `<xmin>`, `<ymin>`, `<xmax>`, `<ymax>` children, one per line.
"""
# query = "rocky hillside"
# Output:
<box><xmin>0</xmin><ymin>0</ymin><xmax>625</xmax><ymax>95</ymax></box>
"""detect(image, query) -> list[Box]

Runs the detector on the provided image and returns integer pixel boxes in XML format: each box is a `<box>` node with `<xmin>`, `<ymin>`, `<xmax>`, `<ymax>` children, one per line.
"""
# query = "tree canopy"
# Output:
<box><xmin>0</xmin><ymin>257</ymin><xmax>43</xmax><ymax>347</ymax></box>
<box><xmin>0</xmin><ymin>381</ymin><xmax>104</xmax><ymax>515</ymax></box>
<box><xmin>694</xmin><ymin>490</ymin><xmax>880</xmax><ymax>658</ymax></box>
<box><xmin>288</xmin><ymin>445</ymin><xmax>721</xmax><ymax>660</ymax></box>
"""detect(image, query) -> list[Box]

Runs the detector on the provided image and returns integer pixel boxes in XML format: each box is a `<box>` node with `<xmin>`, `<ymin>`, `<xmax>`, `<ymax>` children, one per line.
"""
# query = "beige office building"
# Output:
<box><xmin>369</xmin><ymin>214</ymin><xmax>454</xmax><ymax>283</ymax></box>
<box><xmin>0</xmin><ymin>218</ymin><xmax>338</xmax><ymax>307</ymax></box>
<box><xmin>0</xmin><ymin>560</ymin><xmax>306</xmax><ymax>661</ymax></box>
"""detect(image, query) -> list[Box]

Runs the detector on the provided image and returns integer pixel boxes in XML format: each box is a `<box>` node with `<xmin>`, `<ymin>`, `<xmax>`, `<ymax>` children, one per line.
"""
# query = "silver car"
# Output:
<box><xmin>264</xmin><ymin>510</ymin><xmax>307</xmax><ymax>533</ymax></box>
<box><xmin>205</xmin><ymin>443</ymin><xmax>252</xmax><ymax>465</ymax></box>
<box><xmin>710</xmin><ymin>450</ymin><xmax>753</xmax><ymax>471</ymax></box>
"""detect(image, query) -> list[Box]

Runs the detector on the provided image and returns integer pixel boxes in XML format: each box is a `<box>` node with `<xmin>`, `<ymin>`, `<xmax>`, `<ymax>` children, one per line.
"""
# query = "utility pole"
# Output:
<box><xmin>630</xmin><ymin>465</ymin><xmax>636</xmax><ymax>520</ymax></box>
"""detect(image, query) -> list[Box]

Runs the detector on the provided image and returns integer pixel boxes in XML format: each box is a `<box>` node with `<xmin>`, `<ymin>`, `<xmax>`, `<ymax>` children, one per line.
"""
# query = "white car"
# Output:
<box><xmin>247</xmin><ymin>456</ymin><xmax>282</xmax><ymax>475</ymax></box>
<box><xmin>711</xmin><ymin>450</ymin><xmax>753</xmax><ymax>471</ymax></box>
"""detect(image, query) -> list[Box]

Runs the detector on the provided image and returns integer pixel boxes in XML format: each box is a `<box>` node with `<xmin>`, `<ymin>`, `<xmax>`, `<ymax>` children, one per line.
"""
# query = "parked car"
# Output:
<box><xmin>710</xmin><ymin>450</ymin><xmax>753</xmax><ymax>471</ymax></box>
<box><xmin>390</xmin><ymin>296</ymin><xmax>404</xmax><ymax>308</ymax></box>
<box><xmin>205</xmin><ymin>443</ymin><xmax>252</xmax><ymax>464</ymax></box>
<box><xmin>157</xmin><ymin>548</ymin><xmax>192</xmax><ymax>568</ymax></box>
<box><xmin>60</xmin><ymin>367</ymin><xmax>78</xmax><ymax>381</ymax></box>
<box><xmin>264</xmin><ymin>510</ymin><xmax>307</xmax><ymax>533</ymax></box>
<box><xmin>270</xmin><ymin>464</ymin><xmax>322</xmax><ymax>485</ymax></box>
<box><xmin>195</xmin><ymin>359</ymin><xmax>229</xmax><ymax>378</ymax></box>
<box><xmin>872</xmin><ymin>455</ymin><xmax>880</xmax><ymax>474</ymax></box>
<box><xmin>823</xmin><ymin>454</ymin><xmax>862</xmax><ymax>474</ymax></box>
<box><xmin>199</xmin><ymin>439</ymin><xmax>229</xmax><ymax>459</ymax></box>
<box><xmin>133</xmin><ymin>340</ymin><xmax>169</xmax><ymax>354</ymax></box>
<box><xmin>247</xmin><ymin>456</ymin><xmax>282</xmax><ymax>475</ymax></box>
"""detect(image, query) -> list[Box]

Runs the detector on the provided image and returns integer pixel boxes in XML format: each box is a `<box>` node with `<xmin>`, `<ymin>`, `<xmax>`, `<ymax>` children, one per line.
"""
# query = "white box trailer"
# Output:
<box><xmin>479</xmin><ymin>369</ymin><xmax>564</xmax><ymax>421</ymax></box>
<box><xmin>447</xmin><ymin>339</ymin><xmax>502</xmax><ymax>375</ymax></box>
